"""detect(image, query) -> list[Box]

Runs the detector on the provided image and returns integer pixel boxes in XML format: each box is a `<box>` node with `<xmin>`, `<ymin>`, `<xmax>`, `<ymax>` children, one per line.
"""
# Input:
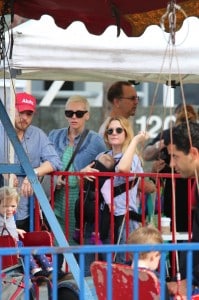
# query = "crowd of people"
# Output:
<box><xmin>0</xmin><ymin>81</ymin><xmax>198</xmax><ymax>296</ymax></box>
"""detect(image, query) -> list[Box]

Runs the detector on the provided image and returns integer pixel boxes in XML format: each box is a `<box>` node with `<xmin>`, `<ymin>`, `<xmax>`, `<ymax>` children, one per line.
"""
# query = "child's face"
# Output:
<box><xmin>0</xmin><ymin>199</ymin><xmax>17</xmax><ymax>218</ymax></box>
<box><xmin>148</xmin><ymin>251</ymin><xmax>161</xmax><ymax>271</ymax></box>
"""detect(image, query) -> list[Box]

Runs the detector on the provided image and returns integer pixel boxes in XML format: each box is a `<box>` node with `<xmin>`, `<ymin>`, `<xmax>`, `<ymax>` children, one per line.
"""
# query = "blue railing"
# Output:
<box><xmin>1</xmin><ymin>242</ymin><xmax>199</xmax><ymax>299</ymax></box>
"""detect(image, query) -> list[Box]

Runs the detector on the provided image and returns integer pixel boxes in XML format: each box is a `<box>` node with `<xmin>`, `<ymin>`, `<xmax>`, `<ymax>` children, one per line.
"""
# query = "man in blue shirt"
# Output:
<box><xmin>0</xmin><ymin>92</ymin><xmax>62</xmax><ymax>231</ymax></box>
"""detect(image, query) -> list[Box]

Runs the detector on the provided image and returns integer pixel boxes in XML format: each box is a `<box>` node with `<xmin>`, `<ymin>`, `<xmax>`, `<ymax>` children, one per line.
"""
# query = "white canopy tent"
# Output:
<box><xmin>2</xmin><ymin>15</ymin><xmax>199</xmax><ymax>84</ymax></box>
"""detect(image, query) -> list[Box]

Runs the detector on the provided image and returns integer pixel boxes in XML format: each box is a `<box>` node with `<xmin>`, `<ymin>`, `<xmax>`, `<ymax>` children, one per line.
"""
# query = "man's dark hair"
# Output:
<box><xmin>164</xmin><ymin>122</ymin><xmax>199</xmax><ymax>154</ymax></box>
<box><xmin>107</xmin><ymin>81</ymin><xmax>133</xmax><ymax>103</ymax></box>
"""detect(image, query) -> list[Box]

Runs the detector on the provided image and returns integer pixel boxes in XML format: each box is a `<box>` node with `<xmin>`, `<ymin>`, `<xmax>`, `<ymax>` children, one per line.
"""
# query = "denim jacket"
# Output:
<box><xmin>48</xmin><ymin>127</ymin><xmax>107</xmax><ymax>170</ymax></box>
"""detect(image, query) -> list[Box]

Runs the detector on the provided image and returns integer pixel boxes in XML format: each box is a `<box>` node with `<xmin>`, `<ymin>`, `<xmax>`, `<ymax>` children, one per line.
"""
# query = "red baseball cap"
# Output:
<box><xmin>15</xmin><ymin>92</ymin><xmax>36</xmax><ymax>112</ymax></box>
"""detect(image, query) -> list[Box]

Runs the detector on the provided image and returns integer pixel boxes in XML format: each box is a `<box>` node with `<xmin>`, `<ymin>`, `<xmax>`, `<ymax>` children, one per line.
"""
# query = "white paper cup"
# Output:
<box><xmin>161</xmin><ymin>217</ymin><xmax>171</xmax><ymax>234</ymax></box>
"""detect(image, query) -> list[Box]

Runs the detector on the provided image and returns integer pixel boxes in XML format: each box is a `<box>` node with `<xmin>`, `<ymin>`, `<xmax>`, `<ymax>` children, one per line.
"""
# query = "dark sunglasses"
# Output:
<box><xmin>106</xmin><ymin>127</ymin><xmax>124</xmax><ymax>135</ymax></box>
<box><xmin>65</xmin><ymin>110</ymin><xmax>88</xmax><ymax>118</ymax></box>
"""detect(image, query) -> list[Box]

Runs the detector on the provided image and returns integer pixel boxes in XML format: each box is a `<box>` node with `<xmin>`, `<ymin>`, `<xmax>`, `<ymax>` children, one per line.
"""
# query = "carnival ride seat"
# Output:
<box><xmin>19</xmin><ymin>230</ymin><xmax>53</xmax><ymax>248</ymax></box>
<box><xmin>19</xmin><ymin>230</ymin><xmax>53</xmax><ymax>264</ymax></box>
<box><xmin>0</xmin><ymin>230</ymin><xmax>53</xmax><ymax>272</ymax></box>
<box><xmin>90</xmin><ymin>260</ymin><xmax>160</xmax><ymax>300</ymax></box>
<box><xmin>0</xmin><ymin>234</ymin><xmax>19</xmax><ymax>270</ymax></box>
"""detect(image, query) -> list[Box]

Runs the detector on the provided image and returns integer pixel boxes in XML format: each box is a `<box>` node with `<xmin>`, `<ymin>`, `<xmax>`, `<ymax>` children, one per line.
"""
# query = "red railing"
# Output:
<box><xmin>35</xmin><ymin>171</ymin><xmax>194</xmax><ymax>237</ymax></box>
<box><xmin>34</xmin><ymin>171</ymin><xmax>194</xmax><ymax>275</ymax></box>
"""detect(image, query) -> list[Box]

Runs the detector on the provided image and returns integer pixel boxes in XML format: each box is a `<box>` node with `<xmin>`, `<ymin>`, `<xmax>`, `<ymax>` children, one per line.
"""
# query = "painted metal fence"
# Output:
<box><xmin>1</xmin><ymin>242</ymin><xmax>199</xmax><ymax>299</ymax></box>
<box><xmin>0</xmin><ymin>170</ymin><xmax>197</xmax><ymax>299</ymax></box>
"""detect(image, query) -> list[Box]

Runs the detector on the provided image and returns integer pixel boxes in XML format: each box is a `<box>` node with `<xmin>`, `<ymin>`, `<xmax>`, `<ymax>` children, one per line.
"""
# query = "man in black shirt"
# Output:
<box><xmin>164</xmin><ymin>122</ymin><xmax>199</xmax><ymax>283</ymax></box>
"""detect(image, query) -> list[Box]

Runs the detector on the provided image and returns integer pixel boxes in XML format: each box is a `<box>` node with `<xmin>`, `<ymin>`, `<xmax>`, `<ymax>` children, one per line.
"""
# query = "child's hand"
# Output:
<box><xmin>11</xmin><ymin>174</ymin><xmax>19</xmax><ymax>187</ymax></box>
<box><xmin>21</xmin><ymin>177</ymin><xmax>33</xmax><ymax>197</ymax></box>
<box><xmin>80</xmin><ymin>161</ymin><xmax>99</xmax><ymax>181</ymax></box>
<box><xmin>55</xmin><ymin>175</ymin><xmax>66</xmax><ymax>189</ymax></box>
<box><xmin>167</xmin><ymin>279</ymin><xmax>187</xmax><ymax>298</ymax></box>
<box><xmin>17</xmin><ymin>228</ymin><xmax>26</xmax><ymax>238</ymax></box>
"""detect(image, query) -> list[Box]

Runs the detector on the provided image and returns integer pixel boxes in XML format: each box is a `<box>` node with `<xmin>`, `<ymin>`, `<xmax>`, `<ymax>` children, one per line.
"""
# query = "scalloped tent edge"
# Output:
<box><xmin>1</xmin><ymin>15</ymin><xmax>199</xmax><ymax>84</ymax></box>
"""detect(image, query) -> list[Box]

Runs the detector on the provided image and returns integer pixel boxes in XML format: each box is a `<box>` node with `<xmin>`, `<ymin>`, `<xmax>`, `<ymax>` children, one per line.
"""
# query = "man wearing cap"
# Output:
<box><xmin>0</xmin><ymin>92</ymin><xmax>62</xmax><ymax>231</ymax></box>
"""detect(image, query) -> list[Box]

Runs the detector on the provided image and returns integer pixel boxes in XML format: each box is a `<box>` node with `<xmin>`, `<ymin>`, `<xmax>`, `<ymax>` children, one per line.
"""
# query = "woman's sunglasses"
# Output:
<box><xmin>106</xmin><ymin>127</ymin><xmax>124</xmax><ymax>135</ymax></box>
<box><xmin>65</xmin><ymin>110</ymin><xmax>88</xmax><ymax>118</ymax></box>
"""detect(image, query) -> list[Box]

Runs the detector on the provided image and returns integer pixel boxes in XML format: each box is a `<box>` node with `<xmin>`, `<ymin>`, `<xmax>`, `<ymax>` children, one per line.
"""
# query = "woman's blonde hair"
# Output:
<box><xmin>127</xmin><ymin>225</ymin><xmax>163</xmax><ymax>260</ymax></box>
<box><xmin>104</xmin><ymin>116</ymin><xmax>134</xmax><ymax>153</ymax></box>
<box><xmin>0</xmin><ymin>186</ymin><xmax>20</xmax><ymax>206</ymax></box>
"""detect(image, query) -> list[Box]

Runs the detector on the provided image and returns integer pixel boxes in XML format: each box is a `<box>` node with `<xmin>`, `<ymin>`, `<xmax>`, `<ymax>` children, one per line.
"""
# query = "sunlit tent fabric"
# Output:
<box><xmin>2</xmin><ymin>15</ymin><xmax>199</xmax><ymax>84</ymax></box>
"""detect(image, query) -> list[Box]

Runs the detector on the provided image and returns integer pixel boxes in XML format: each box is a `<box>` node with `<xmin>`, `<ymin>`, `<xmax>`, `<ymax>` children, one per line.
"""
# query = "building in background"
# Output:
<box><xmin>0</xmin><ymin>79</ymin><xmax>198</xmax><ymax>138</ymax></box>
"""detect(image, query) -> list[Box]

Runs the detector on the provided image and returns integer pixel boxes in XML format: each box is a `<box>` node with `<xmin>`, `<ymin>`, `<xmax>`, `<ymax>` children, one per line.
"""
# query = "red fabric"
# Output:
<box><xmin>19</xmin><ymin>231</ymin><xmax>53</xmax><ymax>246</ymax></box>
<box><xmin>15</xmin><ymin>92</ymin><xmax>36</xmax><ymax>112</ymax></box>
<box><xmin>13</xmin><ymin>0</ymin><xmax>168</xmax><ymax>28</ymax></box>
<box><xmin>0</xmin><ymin>235</ymin><xmax>18</xmax><ymax>269</ymax></box>
<box><xmin>3</xmin><ymin>0</ymin><xmax>196</xmax><ymax>36</ymax></box>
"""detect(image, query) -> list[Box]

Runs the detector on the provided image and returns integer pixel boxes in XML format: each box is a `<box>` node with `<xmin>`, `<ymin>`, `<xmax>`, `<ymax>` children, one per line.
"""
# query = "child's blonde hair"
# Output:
<box><xmin>127</xmin><ymin>225</ymin><xmax>163</xmax><ymax>260</ymax></box>
<box><xmin>0</xmin><ymin>186</ymin><xmax>19</xmax><ymax>206</ymax></box>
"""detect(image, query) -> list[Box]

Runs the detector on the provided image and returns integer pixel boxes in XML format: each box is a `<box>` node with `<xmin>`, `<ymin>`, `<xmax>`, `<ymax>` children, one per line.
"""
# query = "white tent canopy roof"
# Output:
<box><xmin>2</xmin><ymin>15</ymin><xmax>199</xmax><ymax>83</ymax></box>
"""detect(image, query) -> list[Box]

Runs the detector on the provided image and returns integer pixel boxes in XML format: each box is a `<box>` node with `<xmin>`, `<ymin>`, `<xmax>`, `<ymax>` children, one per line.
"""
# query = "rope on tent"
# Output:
<box><xmin>140</xmin><ymin>1</ymin><xmax>196</xmax><ymax>297</ymax></box>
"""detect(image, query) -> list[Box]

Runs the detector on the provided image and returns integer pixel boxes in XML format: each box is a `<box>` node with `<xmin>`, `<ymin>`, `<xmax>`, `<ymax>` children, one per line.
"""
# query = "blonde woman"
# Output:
<box><xmin>49</xmin><ymin>95</ymin><xmax>107</xmax><ymax>245</ymax></box>
<box><xmin>83</xmin><ymin>116</ymin><xmax>153</xmax><ymax>263</ymax></box>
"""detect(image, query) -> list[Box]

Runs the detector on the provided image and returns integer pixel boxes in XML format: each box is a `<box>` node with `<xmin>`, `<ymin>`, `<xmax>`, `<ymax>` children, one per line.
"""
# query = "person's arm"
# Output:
<box><xmin>21</xmin><ymin>128</ymin><xmax>62</xmax><ymax>197</ymax></box>
<box><xmin>167</xmin><ymin>279</ymin><xmax>187</xmax><ymax>299</ymax></box>
<box><xmin>138</xmin><ymin>179</ymin><xmax>156</xmax><ymax>194</ymax></box>
<box><xmin>33</xmin><ymin>161</ymin><xmax>54</xmax><ymax>177</ymax></box>
<box><xmin>20</xmin><ymin>161</ymin><xmax>57</xmax><ymax>197</ymax></box>
<box><xmin>117</xmin><ymin>131</ymin><xmax>150</xmax><ymax>173</ymax></box>
<box><xmin>39</xmin><ymin>131</ymin><xmax>63</xmax><ymax>172</ymax></box>
<box><xmin>142</xmin><ymin>139</ymin><xmax>165</xmax><ymax>161</ymax></box>
<box><xmin>151</xmin><ymin>159</ymin><xmax>167</xmax><ymax>173</ymax></box>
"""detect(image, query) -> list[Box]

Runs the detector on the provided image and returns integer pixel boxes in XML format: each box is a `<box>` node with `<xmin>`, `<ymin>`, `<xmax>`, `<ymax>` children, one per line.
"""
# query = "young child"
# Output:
<box><xmin>127</xmin><ymin>225</ymin><xmax>163</xmax><ymax>270</ymax></box>
<box><xmin>127</xmin><ymin>226</ymin><xmax>190</xmax><ymax>299</ymax></box>
<box><xmin>0</xmin><ymin>186</ymin><xmax>52</xmax><ymax>277</ymax></box>
<box><xmin>127</xmin><ymin>226</ymin><xmax>172</xmax><ymax>299</ymax></box>
<box><xmin>73</xmin><ymin>153</ymin><xmax>115</xmax><ymax>244</ymax></box>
